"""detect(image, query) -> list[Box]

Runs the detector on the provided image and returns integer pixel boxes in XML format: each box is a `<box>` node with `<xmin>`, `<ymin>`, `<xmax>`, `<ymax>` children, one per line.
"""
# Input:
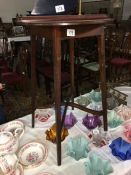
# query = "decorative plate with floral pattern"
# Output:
<box><xmin>18</xmin><ymin>142</ymin><xmax>48</xmax><ymax>168</ymax></box>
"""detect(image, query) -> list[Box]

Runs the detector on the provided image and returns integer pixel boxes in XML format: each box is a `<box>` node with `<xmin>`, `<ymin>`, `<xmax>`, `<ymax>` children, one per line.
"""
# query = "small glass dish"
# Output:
<box><xmin>75</xmin><ymin>94</ymin><xmax>91</xmax><ymax>106</ymax></box>
<box><xmin>123</xmin><ymin>123</ymin><xmax>131</xmax><ymax>142</ymax></box>
<box><xmin>89</xmin><ymin>89</ymin><xmax>102</xmax><ymax>103</ymax></box>
<box><xmin>84</xmin><ymin>152</ymin><xmax>113</xmax><ymax>175</ymax></box>
<box><xmin>82</xmin><ymin>115</ymin><xmax>102</xmax><ymax>130</ymax></box>
<box><xmin>66</xmin><ymin>135</ymin><xmax>90</xmax><ymax>160</ymax></box>
<box><xmin>63</xmin><ymin>112</ymin><xmax>77</xmax><ymax>129</ymax></box>
<box><xmin>107</xmin><ymin>110</ymin><xmax>124</xmax><ymax>129</ymax></box>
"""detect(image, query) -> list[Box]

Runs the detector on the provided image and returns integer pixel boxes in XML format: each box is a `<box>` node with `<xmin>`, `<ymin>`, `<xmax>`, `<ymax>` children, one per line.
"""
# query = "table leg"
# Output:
<box><xmin>31</xmin><ymin>35</ymin><xmax>37</xmax><ymax>128</ymax></box>
<box><xmin>98</xmin><ymin>28</ymin><xmax>107</xmax><ymax>131</ymax></box>
<box><xmin>52</xmin><ymin>28</ymin><xmax>62</xmax><ymax>165</ymax></box>
<box><xmin>69</xmin><ymin>39</ymin><xmax>75</xmax><ymax>108</ymax></box>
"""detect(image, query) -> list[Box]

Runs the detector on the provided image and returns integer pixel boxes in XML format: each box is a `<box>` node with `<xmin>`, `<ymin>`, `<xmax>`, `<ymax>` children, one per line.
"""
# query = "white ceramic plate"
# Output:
<box><xmin>0</xmin><ymin>120</ymin><xmax>24</xmax><ymax>133</ymax></box>
<box><xmin>18</xmin><ymin>142</ymin><xmax>48</xmax><ymax>168</ymax></box>
<box><xmin>10</xmin><ymin>163</ymin><xmax>24</xmax><ymax>175</ymax></box>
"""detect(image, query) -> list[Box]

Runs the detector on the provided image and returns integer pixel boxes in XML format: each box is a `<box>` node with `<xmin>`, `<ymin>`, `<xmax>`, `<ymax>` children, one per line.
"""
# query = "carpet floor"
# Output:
<box><xmin>1</xmin><ymin>79</ymin><xmax>96</xmax><ymax>122</ymax></box>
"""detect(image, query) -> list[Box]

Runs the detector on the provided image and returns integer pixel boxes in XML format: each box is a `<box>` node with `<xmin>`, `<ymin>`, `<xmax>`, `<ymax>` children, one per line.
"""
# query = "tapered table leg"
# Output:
<box><xmin>31</xmin><ymin>35</ymin><xmax>37</xmax><ymax>128</ymax></box>
<box><xmin>69</xmin><ymin>39</ymin><xmax>75</xmax><ymax>108</ymax></box>
<box><xmin>52</xmin><ymin>27</ymin><xmax>62</xmax><ymax>165</ymax></box>
<box><xmin>98</xmin><ymin>27</ymin><xmax>107</xmax><ymax>131</ymax></box>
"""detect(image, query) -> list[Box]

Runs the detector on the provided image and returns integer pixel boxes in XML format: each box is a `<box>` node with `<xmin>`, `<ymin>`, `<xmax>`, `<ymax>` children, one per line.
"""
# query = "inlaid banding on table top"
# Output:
<box><xmin>17</xmin><ymin>14</ymin><xmax>112</xmax><ymax>26</ymax></box>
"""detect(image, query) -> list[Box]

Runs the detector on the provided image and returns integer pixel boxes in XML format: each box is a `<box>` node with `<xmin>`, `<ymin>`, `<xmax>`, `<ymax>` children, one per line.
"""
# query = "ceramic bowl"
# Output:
<box><xmin>0</xmin><ymin>131</ymin><xmax>13</xmax><ymax>146</ymax></box>
<box><xmin>35</xmin><ymin>108</ymin><xmax>54</xmax><ymax>122</ymax></box>
<box><xmin>18</xmin><ymin>142</ymin><xmax>48</xmax><ymax>168</ymax></box>
<box><xmin>9</xmin><ymin>163</ymin><xmax>24</xmax><ymax>175</ymax></box>
<box><xmin>0</xmin><ymin>120</ymin><xmax>24</xmax><ymax>135</ymax></box>
<box><xmin>0</xmin><ymin>131</ymin><xmax>20</xmax><ymax>155</ymax></box>
<box><xmin>0</xmin><ymin>131</ymin><xmax>14</xmax><ymax>153</ymax></box>
<box><xmin>0</xmin><ymin>154</ymin><xmax>18</xmax><ymax>174</ymax></box>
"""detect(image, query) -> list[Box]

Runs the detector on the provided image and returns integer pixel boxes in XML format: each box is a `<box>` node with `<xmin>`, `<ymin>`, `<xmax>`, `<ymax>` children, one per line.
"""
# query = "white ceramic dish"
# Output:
<box><xmin>10</xmin><ymin>163</ymin><xmax>24</xmax><ymax>175</ymax></box>
<box><xmin>35</xmin><ymin>108</ymin><xmax>54</xmax><ymax>123</ymax></box>
<box><xmin>0</xmin><ymin>120</ymin><xmax>24</xmax><ymax>134</ymax></box>
<box><xmin>0</xmin><ymin>132</ymin><xmax>17</xmax><ymax>155</ymax></box>
<box><xmin>0</xmin><ymin>154</ymin><xmax>18</xmax><ymax>175</ymax></box>
<box><xmin>18</xmin><ymin>142</ymin><xmax>48</xmax><ymax>168</ymax></box>
<box><xmin>0</xmin><ymin>131</ymin><xmax>13</xmax><ymax>146</ymax></box>
<box><xmin>0</xmin><ymin>131</ymin><xmax>22</xmax><ymax>155</ymax></box>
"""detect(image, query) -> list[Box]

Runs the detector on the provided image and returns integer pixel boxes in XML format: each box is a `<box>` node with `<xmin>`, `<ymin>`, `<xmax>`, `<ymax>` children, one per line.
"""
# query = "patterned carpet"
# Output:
<box><xmin>1</xmin><ymin>79</ymin><xmax>95</xmax><ymax>122</ymax></box>
<box><xmin>2</xmin><ymin>87</ymin><xmax>53</xmax><ymax>122</ymax></box>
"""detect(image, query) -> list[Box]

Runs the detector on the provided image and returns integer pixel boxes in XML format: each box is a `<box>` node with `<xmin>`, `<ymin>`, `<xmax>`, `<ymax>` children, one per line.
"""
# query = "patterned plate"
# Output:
<box><xmin>10</xmin><ymin>163</ymin><xmax>24</xmax><ymax>175</ymax></box>
<box><xmin>18</xmin><ymin>142</ymin><xmax>48</xmax><ymax>168</ymax></box>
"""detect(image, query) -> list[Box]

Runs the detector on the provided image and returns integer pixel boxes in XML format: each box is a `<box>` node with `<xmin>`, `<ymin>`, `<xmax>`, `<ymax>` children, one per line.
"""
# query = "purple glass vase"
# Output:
<box><xmin>82</xmin><ymin>115</ymin><xmax>102</xmax><ymax>130</ymax></box>
<box><xmin>64</xmin><ymin>112</ymin><xmax>77</xmax><ymax>129</ymax></box>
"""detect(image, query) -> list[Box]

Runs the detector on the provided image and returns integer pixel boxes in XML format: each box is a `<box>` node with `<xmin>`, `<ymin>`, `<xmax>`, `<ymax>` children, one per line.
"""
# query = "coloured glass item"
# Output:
<box><xmin>75</xmin><ymin>95</ymin><xmax>91</xmax><ymax>106</ymax></box>
<box><xmin>115</xmin><ymin>104</ymin><xmax>131</xmax><ymax>121</ymax></box>
<box><xmin>87</xmin><ymin>102</ymin><xmax>102</xmax><ymax>111</ymax></box>
<box><xmin>89</xmin><ymin>89</ymin><xmax>102</xmax><ymax>102</ymax></box>
<box><xmin>124</xmin><ymin>123</ymin><xmax>131</xmax><ymax>142</ymax></box>
<box><xmin>109</xmin><ymin>137</ymin><xmax>131</xmax><ymax>160</ymax></box>
<box><xmin>82</xmin><ymin>115</ymin><xmax>102</xmax><ymax>130</ymax></box>
<box><xmin>45</xmin><ymin>123</ymin><xmax>68</xmax><ymax>143</ymax></box>
<box><xmin>107</xmin><ymin>110</ymin><xmax>124</xmax><ymax>128</ymax></box>
<box><xmin>67</xmin><ymin>135</ymin><xmax>90</xmax><ymax>160</ymax></box>
<box><xmin>64</xmin><ymin>112</ymin><xmax>77</xmax><ymax>129</ymax></box>
<box><xmin>84</xmin><ymin>152</ymin><xmax>113</xmax><ymax>175</ymax></box>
